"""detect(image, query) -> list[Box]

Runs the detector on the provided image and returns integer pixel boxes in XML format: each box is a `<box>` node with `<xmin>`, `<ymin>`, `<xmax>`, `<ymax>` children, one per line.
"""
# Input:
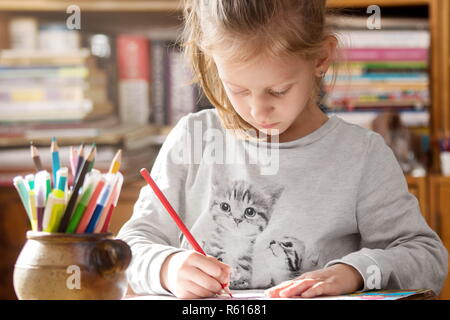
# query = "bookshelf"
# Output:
<box><xmin>0</xmin><ymin>0</ymin><xmax>181</xmax><ymax>12</ymax></box>
<box><xmin>0</xmin><ymin>0</ymin><xmax>449</xmax><ymax>300</ymax></box>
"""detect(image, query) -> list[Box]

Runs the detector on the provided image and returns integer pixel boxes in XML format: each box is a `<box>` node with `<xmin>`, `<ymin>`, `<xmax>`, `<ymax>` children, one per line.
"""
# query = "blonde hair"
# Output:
<box><xmin>181</xmin><ymin>0</ymin><xmax>338</xmax><ymax>138</ymax></box>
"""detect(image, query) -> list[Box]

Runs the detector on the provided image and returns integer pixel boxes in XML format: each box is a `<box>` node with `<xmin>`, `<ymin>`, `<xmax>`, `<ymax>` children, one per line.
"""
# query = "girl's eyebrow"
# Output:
<box><xmin>222</xmin><ymin>79</ymin><xmax>296</xmax><ymax>90</ymax></box>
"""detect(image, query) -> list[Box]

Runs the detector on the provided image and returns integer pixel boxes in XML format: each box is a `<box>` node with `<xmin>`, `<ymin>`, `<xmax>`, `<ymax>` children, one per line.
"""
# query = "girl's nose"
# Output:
<box><xmin>250</xmin><ymin>97</ymin><xmax>274</xmax><ymax>123</ymax></box>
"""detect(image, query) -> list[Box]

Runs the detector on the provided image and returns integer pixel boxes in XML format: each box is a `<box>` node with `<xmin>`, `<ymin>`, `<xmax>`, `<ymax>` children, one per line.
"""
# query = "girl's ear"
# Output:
<box><xmin>314</xmin><ymin>35</ymin><xmax>338</xmax><ymax>77</ymax></box>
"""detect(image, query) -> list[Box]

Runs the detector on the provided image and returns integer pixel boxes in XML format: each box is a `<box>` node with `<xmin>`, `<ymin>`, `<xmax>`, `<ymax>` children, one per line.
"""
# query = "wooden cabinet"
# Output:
<box><xmin>428</xmin><ymin>175</ymin><xmax>450</xmax><ymax>299</ymax></box>
<box><xmin>0</xmin><ymin>186</ymin><xmax>29</xmax><ymax>299</ymax></box>
<box><xmin>406</xmin><ymin>176</ymin><xmax>429</xmax><ymax>223</ymax></box>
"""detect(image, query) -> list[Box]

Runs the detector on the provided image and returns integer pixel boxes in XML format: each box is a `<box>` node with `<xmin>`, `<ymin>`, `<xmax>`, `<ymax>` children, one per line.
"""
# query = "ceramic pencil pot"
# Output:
<box><xmin>13</xmin><ymin>231</ymin><xmax>132</xmax><ymax>300</ymax></box>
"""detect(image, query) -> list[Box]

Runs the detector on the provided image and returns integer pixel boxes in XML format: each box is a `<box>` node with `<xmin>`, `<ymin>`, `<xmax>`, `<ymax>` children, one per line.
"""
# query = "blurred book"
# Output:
<box><xmin>117</xmin><ymin>35</ymin><xmax>151</xmax><ymax>125</ymax></box>
<box><xmin>0</xmin><ymin>49</ymin><xmax>113</xmax><ymax>122</ymax></box>
<box><xmin>328</xmin><ymin>109</ymin><xmax>430</xmax><ymax>129</ymax></box>
<box><xmin>323</xmin><ymin>16</ymin><xmax>430</xmax><ymax>124</ymax></box>
<box><xmin>328</xmin><ymin>16</ymin><xmax>429</xmax><ymax>30</ymax></box>
<box><xmin>150</xmin><ymin>39</ymin><xmax>212</xmax><ymax>126</ymax></box>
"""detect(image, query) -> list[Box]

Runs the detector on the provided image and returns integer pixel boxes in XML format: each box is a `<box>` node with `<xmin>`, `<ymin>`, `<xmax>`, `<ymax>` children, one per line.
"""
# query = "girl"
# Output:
<box><xmin>118</xmin><ymin>0</ymin><xmax>448</xmax><ymax>299</ymax></box>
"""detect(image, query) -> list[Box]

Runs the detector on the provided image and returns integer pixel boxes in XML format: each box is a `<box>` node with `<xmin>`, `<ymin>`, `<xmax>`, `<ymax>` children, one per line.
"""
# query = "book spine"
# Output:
<box><xmin>0</xmin><ymin>100</ymin><xmax>94</xmax><ymax>122</ymax></box>
<box><xmin>167</xmin><ymin>45</ymin><xmax>196</xmax><ymax>126</ymax></box>
<box><xmin>338</xmin><ymin>30</ymin><xmax>430</xmax><ymax>48</ymax></box>
<box><xmin>164</xmin><ymin>42</ymin><xmax>172</xmax><ymax>125</ymax></box>
<box><xmin>117</xmin><ymin>35</ymin><xmax>151</xmax><ymax>124</ymax></box>
<box><xmin>151</xmin><ymin>40</ymin><xmax>167</xmax><ymax>125</ymax></box>
<box><xmin>0</xmin><ymin>66</ymin><xmax>89</xmax><ymax>79</ymax></box>
<box><xmin>342</xmin><ymin>48</ymin><xmax>429</xmax><ymax>62</ymax></box>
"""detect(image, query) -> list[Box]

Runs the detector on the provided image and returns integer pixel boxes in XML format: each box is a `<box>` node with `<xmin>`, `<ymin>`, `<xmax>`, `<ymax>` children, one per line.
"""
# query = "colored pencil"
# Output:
<box><xmin>51</xmin><ymin>137</ymin><xmax>60</xmax><ymax>188</ymax></box>
<box><xmin>85</xmin><ymin>174</ymin><xmax>117</xmax><ymax>233</ymax></box>
<box><xmin>13</xmin><ymin>176</ymin><xmax>31</xmax><ymax>220</ymax></box>
<box><xmin>75</xmin><ymin>177</ymin><xmax>105</xmax><ymax>233</ymax></box>
<box><xmin>74</xmin><ymin>143</ymin><xmax>85</xmax><ymax>182</ymax></box>
<box><xmin>65</xmin><ymin>170</ymin><xmax>100</xmax><ymax>233</ymax></box>
<box><xmin>87</xmin><ymin>143</ymin><xmax>96</xmax><ymax>173</ymax></box>
<box><xmin>30</xmin><ymin>143</ymin><xmax>43</xmax><ymax>171</ymax></box>
<box><xmin>108</xmin><ymin>149</ymin><xmax>122</xmax><ymax>174</ymax></box>
<box><xmin>94</xmin><ymin>172</ymin><xmax>123</xmax><ymax>233</ymax></box>
<box><xmin>139</xmin><ymin>168</ymin><xmax>233</xmax><ymax>297</ymax></box>
<box><xmin>101</xmin><ymin>172</ymin><xmax>124</xmax><ymax>233</ymax></box>
<box><xmin>35</xmin><ymin>171</ymin><xmax>47</xmax><ymax>232</ymax></box>
<box><xmin>69</xmin><ymin>146</ymin><xmax>77</xmax><ymax>178</ymax></box>
<box><xmin>58</xmin><ymin>145</ymin><xmax>95</xmax><ymax>232</ymax></box>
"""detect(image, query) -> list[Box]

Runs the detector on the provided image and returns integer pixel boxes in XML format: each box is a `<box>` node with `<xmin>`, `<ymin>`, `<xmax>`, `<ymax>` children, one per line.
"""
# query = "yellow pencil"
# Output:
<box><xmin>108</xmin><ymin>149</ymin><xmax>122</xmax><ymax>174</ymax></box>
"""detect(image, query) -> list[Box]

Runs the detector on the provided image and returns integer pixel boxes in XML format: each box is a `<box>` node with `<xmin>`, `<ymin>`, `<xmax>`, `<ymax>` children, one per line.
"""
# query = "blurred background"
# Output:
<box><xmin>0</xmin><ymin>0</ymin><xmax>449</xmax><ymax>299</ymax></box>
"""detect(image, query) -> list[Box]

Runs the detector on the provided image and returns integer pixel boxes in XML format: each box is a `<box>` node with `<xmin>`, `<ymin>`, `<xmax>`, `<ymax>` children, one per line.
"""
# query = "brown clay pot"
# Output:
<box><xmin>13</xmin><ymin>231</ymin><xmax>132</xmax><ymax>300</ymax></box>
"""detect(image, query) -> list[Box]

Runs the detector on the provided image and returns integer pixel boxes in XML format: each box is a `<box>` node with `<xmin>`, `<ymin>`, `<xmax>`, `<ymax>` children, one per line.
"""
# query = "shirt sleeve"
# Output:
<box><xmin>117</xmin><ymin>115</ymin><xmax>191</xmax><ymax>296</ymax></box>
<box><xmin>325</xmin><ymin>132</ymin><xmax>448</xmax><ymax>295</ymax></box>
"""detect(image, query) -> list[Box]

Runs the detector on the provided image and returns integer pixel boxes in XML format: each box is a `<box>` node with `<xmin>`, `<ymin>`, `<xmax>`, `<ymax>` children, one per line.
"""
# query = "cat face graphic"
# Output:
<box><xmin>211</xmin><ymin>180</ymin><xmax>283</xmax><ymax>237</ymax></box>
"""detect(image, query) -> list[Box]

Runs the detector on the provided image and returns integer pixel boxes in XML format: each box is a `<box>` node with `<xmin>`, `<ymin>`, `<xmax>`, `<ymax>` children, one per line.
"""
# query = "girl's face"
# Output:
<box><xmin>213</xmin><ymin>53</ymin><xmax>320</xmax><ymax>138</ymax></box>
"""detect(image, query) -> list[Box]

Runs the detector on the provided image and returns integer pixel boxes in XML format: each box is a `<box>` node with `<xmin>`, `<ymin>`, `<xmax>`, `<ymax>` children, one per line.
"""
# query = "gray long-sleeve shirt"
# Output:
<box><xmin>117</xmin><ymin>108</ymin><xmax>448</xmax><ymax>296</ymax></box>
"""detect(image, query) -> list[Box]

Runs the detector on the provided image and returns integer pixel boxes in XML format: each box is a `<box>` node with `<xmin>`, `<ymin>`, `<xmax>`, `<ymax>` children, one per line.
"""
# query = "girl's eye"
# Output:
<box><xmin>244</xmin><ymin>207</ymin><xmax>256</xmax><ymax>218</ymax></box>
<box><xmin>220</xmin><ymin>202</ymin><xmax>231</xmax><ymax>212</ymax></box>
<box><xmin>231</xmin><ymin>90</ymin><xmax>250</xmax><ymax>96</ymax></box>
<box><xmin>269</xmin><ymin>89</ymin><xmax>289</xmax><ymax>97</ymax></box>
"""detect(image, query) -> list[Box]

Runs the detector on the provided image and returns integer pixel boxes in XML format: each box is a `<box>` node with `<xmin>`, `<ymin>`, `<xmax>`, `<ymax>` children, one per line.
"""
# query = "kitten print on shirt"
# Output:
<box><xmin>182</xmin><ymin>175</ymin><xmax>315</xmax><ymax>289</ymax></box>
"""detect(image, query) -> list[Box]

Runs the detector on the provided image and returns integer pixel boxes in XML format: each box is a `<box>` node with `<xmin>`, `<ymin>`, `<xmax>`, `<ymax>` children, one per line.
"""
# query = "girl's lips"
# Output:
<box><xmin>259</xmin><ymin>122</ymin><xmax>280</xmax><ymax>129</ymax></box>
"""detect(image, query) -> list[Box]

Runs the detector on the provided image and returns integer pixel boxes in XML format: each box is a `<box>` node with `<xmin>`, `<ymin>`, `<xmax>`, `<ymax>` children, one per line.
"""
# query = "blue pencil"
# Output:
<box><xmin>51</xmin><ymin>137</ymin><xmax>60</xmax><ymax>188</ymax></box>
<box><xmin>85</xmin><ymin>181</ymin><xmax>113</xmax><ymax>233</ymax></box>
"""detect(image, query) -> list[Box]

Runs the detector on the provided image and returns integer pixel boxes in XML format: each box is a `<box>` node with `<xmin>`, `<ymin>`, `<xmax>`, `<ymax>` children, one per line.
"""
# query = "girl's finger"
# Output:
<box><xmin>301</xmin><ymin>281</ymin><xmax>331</xmax><ymax>298</ymax></box>
<box><xmin>265</xmin><ymin>280</ymin><xmax>295</xmax><ymax>297</ymax></box>
<box><xmin>189</xmin><ymin>267</ymin><xmax>223</xmax><ymax>293</ymax></box>
<box><xmin>192</xmin><ymin>254</ymin><xmax>224</xmax><ymax>279</ymax></box>
<box><xmin>279</xmin><ymin>279</ymin><xmax>318</xmax><ymax>297</ymax></box>
<box><xmin>185</xmin><ymin>280</ymin><xmax>217</xmax><ymax>298</ymax></box>
<box><xmin>206</xmin><ymin>255</ymin><xmax>232</xmax><ymax>275</ymax></box>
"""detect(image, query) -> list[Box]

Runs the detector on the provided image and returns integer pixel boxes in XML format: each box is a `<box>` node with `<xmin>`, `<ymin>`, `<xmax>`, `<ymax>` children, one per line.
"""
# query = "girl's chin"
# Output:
<box><xmin>258</xmin><ymin>127</ymin><xmax>285</xmax><ymax>137</ymax></box>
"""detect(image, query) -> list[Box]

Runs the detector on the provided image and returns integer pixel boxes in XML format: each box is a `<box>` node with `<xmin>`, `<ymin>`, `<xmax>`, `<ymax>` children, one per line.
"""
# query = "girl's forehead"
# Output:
<box><xmin>213</xmin><ymin>52</ymin><xmax>314</xmax><ymax>84</ymax></box>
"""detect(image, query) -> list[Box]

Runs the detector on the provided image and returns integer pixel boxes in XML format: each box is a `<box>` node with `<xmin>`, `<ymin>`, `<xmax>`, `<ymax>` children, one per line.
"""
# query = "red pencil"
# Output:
<box><xmin>140</xmin><ymin>168</ymin><xmax>233</xmax><ymax>298</ymax></box>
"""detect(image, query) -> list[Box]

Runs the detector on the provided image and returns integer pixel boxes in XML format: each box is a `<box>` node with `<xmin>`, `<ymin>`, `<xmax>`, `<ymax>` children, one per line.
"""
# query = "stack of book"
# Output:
<box><xmin>324</xmin><ymin>17</ymin><xmax>430</xmax><ymax>129</ymax></box>
<box><xmin>0</xmin><ymin>49</ymin><xmax>114</xmax><ymax>122</ymax></box>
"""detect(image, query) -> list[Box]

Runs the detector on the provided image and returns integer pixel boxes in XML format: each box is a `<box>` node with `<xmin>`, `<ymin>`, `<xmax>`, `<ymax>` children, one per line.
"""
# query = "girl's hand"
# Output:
<box><xmin>160</xmin><ymin>250</ymin><xmax>231</xmax><ymax>299</ymax></box>
<box><xmin>265</xmin><ymin>264</ymin><xmax>364</xmax><ymax>298</ymax></box>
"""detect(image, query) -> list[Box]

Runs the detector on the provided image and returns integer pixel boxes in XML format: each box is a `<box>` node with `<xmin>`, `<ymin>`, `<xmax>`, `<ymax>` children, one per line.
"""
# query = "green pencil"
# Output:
<box><xmin>66</xmin><ymin>183</ymin><xmax>94</xmax><ymax>233</ymax></box>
